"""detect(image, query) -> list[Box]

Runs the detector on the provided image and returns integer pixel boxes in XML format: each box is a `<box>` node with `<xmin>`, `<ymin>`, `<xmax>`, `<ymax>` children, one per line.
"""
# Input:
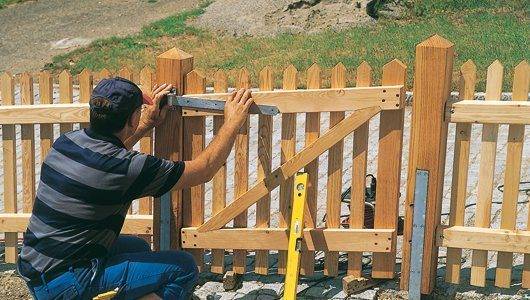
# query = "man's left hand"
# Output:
<box><xmin>139</xmin><ymin>83</ymin><xmax>173</xmax><ymax>130</ymax></box>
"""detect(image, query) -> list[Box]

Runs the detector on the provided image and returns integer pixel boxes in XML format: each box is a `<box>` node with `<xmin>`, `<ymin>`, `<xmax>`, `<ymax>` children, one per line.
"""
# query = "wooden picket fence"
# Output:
<box><xmin>0</xmin><ymin>35</ymin><xmax>528</xmax><ymax>295</ymax></box>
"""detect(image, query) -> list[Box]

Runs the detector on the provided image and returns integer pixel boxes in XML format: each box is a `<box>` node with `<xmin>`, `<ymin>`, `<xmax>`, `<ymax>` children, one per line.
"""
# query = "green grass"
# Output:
<box><xmin>46</xmin><ymin>0</ymin><xmax>529</xmax><ymax>91</ymax></box>
<box><xmin>0</xmin><ymin>0</ymin><xmax>30</xmax><ymax>9</ymax></box>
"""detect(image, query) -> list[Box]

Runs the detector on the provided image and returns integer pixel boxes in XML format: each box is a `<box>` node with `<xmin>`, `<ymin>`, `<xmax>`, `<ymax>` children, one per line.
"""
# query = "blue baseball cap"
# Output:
<box><xmin>90</xmin><ymin>77</ymin><xmax>153</xmax><ymax>114</ymax></box>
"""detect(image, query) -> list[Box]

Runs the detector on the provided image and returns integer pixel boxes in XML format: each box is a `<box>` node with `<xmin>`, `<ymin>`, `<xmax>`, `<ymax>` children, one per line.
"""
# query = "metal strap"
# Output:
<box><xmin>408</xmin><ymin>169</ymin><xmax>429</xmax><ymax>300</ymax></box>
<box><xmin>171</xmin><ymin>96</ymin><xmax>280</xmax><ymax>115</ymax></box>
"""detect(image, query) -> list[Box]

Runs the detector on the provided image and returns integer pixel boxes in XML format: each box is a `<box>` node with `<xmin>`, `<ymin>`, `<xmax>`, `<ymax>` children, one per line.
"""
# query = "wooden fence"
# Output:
<box><xmin>0</xmin><ymin>35</ymin><xmax>528</xmax><ymax>295</ymax></box>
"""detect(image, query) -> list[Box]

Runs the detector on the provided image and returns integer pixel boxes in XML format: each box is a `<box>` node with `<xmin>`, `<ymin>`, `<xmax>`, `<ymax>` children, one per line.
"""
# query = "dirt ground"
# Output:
<box><xmin>0</xmin><ymin>0</ymin><xmax>201</xmax><ymax>74</ymax></box>
<box><xmin>192</xmin><ymin>0</ymin><xmax>376</xmax><ymax>37</ymax></box>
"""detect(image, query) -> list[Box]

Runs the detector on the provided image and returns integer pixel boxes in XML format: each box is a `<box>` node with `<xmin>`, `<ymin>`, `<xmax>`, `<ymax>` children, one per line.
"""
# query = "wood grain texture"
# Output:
<box><xmin>255</xmin><ymin>66</ymin><xmax>274</xmax><ymax>275</ymax></box>
<box><xmin>372</xmin><ymin>59</ymin><xmax>407</xmax><ymax>279</ymax></box>
<box><xmin>39</xmin><ymin>71</ymin><xmax>54</xmax><ymax>160</ymax></box>
<box><xmin>183</xmin><ymin>69</ymin><xmax>207</xmax><ymax>270</ymax></box>
<box><xmin>0</xmin><ymin>104</ymin><xmax>89</xmax><ymax>124</ymax></box>
<box><xmin>96</xmin><ymin>68</ymin><xmax>112</xmax><ymax>82</ymax></box>
<box><xmin>348</xmin><ymin>61</ymin><xmax>372</xmax><ymax>277</ymax></box>
<box><xmin>197</xmin><ymin>106</ymin><xmax>380</xmax><ymax>233</ymax></box>
<box><xmin>153</xmin><ymin>48</ymin><xmax>193</xmax><ymax>250</ymax></box>
<box><xmin>278</xmin><ymin>64</ymin><xmax>298</xmax><ymax>274</ymax></box>
<box><xmin>59</xmin><ymin>70</ymin><xmax>74</xmax><ymax>133</ymax></box>
<box><xmin>118</xmin><ymin>66</ymin><xmax>133</xmax><ymax>80</ymax></box>
<box><xmin>1</xmin><ymin>72</ymin><xmax>18</xmax><ymax>263</ymax></box>
<box><xmin>181</xmin><ymin>85</ymin><xmax>402</xmax><ymax>116</ymax></box>
<box><xmin>233</xmin><ymin>68</ymin><xmax>251</xmax><ymax>274</ymax></box>
<box><xmin>400</xmin><ymin>35</ymin><xmax>454</xmax><ymax>293</ymax></box>
<box><xmin>300</xmin><ymin>63</ymin><xmax>319</xmax><ymax>276</ymax></box>
<box><xmin>20</xmin><ymin>73</ymin><xmax>36</xmax><ymax>213</ymax></box>
<box><xmin>139</xmin><ymin>67</ymin><xmax>155</xmax><ymax>215</ymax></box>
<box><xmin>449</xmin><ymin>100</ymin><xmax>530</xmax><ymax>124</ymax></box>
<box><xmin>495</xmin><ymin>60</ymin><xmax>529</xmax><ymax>288</ymax></box>
<box><xmin>470</xmin><ymin>60</ymin><xmax>503</xmax><ymax>287</ymax></box>
<box><xmin>324</xmin><ymin>63</ymin><xmax>347</xmax><ymax>276</ymax></box>
<box><xmin>439</xmin><ymin>226</ymin><xmax>530</xmax><ymax>254</ymax></box>
<box><xmin>211</xmin><ymin>69</ymin><xmax>228</xmax><ymax>274</ymax></box>
<box><xmin>445</xmin><ymin>60</ymin><xmax>476</xmax><ymax>284</ymax></box>
<box><xmin>182</xmin><ymin>228</ymin><xmax>394</xmax><ymax>252</ymax></box>
<box><xmin>78</xmin><ymin>69</ymin><xmax>93</xmax><ymax>128</ymax></box>
<box><xmin>0</xmin><ymin>214</ymin><xmax>153</xmax><ymax>235</ymax></box>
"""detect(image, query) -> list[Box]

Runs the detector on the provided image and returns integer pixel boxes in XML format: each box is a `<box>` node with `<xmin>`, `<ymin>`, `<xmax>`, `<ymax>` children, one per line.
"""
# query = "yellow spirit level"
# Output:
<box><xmin>283</xmin><ymin>172</ymin><xmax>309</xmax><ymax>300</ymax></box>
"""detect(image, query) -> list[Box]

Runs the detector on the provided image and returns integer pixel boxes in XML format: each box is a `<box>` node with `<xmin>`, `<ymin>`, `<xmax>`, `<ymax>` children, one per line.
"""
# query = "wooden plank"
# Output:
<box><xmin>470</xmin><ymin>60</ymin><xmax>504</xmax><ymax>287</ymax></box>
<box><xmin>211</xmin><ymin>69</ymin><xmax>228</xmax><ymax>274</ymax></box>
<box><xmin>438</xmin><ymin>226</ymin><xmax>530</xmax><ymax>254</ymax></box>
<box><xmin>138</xmin><ymin>67</ymin><xmax>154</xmax><ymax>215</ymax></box>
<box><xmin>524</xmin><ymin>63</ymin><xmax>530</xmax><ymax>290</ymax></box>
<box><xmin>183</xmin><ymin>69</ymin><xmax>206</xmax><ymax>270</ymax></box>
<box><xmin>448</xmin><ymin>100</ymin><xmax>530</xmax><ymax>125</ymax></box>
<box><xmin>232</xmin><ymin>68</ymin><xmax>251</xmax><ymax>274</ymax></box>
<box><xmin>495</xmin><ymin>61</ymin><xmax>529</xmax><ymax>288</ymax></box>
<box><xmin>96</xmin><ymin>68</ymin><xmax>112</xmax><ymax>82</ymax></box>
<box><xmin>324</xmin><ymin>63</ymin><xmax>347</xmax><ymax>276</ymax></box>
<box><xmin>255</xmin><ymin>66</ymin><xmax>274</xmax><ymax>275</ymax></box>
<box><xmin>39</xmin><ymin>71</ymin><xmax>54</xmax><ymax>160</ymax></box>
<box><xmin>445</xmin><ymin>60</ymin><xmax>477</xmax><ymax>284</ymax></box>
<box><xmin>182</xmin><ymin>228</ymin><xmax>395</xmax><ymax>252</ymax></box>
<box><xmin>0</xmin><ymin>213</ymin><xmax>153</xmax><ymax>235</ymax></box>
<box><xmin>372</xmin><ymin>60</ymin><xmax>407</xmax><ymax>279</ymax></box>
<box><xmin>78</xmin><ymin>69</ymin><xmax>93</xmax><ymax>128</ymax></box>
<box><xmin>182</xmin><ymin>85</ymin><xmax>403</xmax><ymax>116</ymax></box>
<box><xmin>278</xmin><ymin>64</ymin><xmax>298</xmax><ymax>274</ymax></box>
<box><xmin>20</xmin><ymin>73</ymin><xmax>36</xmax><ymax>213</ymax></box>
<box><xmin>0</xmin><ymin>103</ymin><xmax>89</xmax><ymax>125</ymax></box>
<box><xmin>300</xmin><ymin>63</ymin><xmax>319</xmax><ymax>276</ymax></box>
<box><xmin>1</xmin><ymin>72</ymin><xmax>18</xmax><ymax>263</ymax></box>
<box><xmin>59</xmin><ymin>70</ymin><xmax>73</xmax><ymax>134</ymax></box>
<box><xmin>400</xmin><ymin>35</ymin><xmax>454</xmax><ymax>293</ymax></box>
<box><xmin>118</xmin><ymin>66</ymin><xmax>133</xmax><ymax>80</ymax></box>
<box><xmin>348</xmin><ymin>61</ymin><xmax>372</xmax><ymax>277</ymax></box>
<box><xmin>198</xmin><ymin>106</ymin><xmax>381</xmax><ymax>233</ymax></box>
<box><xmin>153</xmin><ymin>48</ymin><xmax>193</xmax><ymax>250</ymax></box>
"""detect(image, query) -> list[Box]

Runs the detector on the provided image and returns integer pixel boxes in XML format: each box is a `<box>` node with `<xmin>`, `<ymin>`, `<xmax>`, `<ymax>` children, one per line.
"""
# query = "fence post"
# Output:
<box><xmin>153</xmin><ymin>48</ymin><xmax>193</xmax><ymax>250</ymax></box>
<box><xmin>400</xmin><ymin>35</ymin><xmax>454</xmax><ymax>294</ymax></box>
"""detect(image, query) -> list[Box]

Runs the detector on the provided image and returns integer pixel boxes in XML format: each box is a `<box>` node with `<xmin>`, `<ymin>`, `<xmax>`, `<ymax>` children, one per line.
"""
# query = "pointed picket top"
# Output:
<box><xmin>356</xmin><ymin>61</ymin><xmax>372</xmax><ymax>87</ymax></box>
<box><xmin>237</xmin><ymin>67</ymin><xmax>251</xmax><ymax>89</ymax></box>
<box><xmin>485</xmin><ymin>60</ymin><xmax>504</xmax><ymax>100</ymax></box>
<box><xmin>99</xmin><ymin>68</ymin><xmax>112</xmax><ymax>79</ymax></box>
<box><xmin>79</xmin><ymin>69</ymin><xmax>93</xmax><ymax>103</ymax></box>
<box><xmin>259</xmin><ymin>66</ymin><xmax>274</xmax><ymax>91</ymax></box>
<box><xmin>382</xmin><ymin>59</ymin><xmax>407</xmax><ymax>85</ymax></box>
<box><xmin>79</xmin><ymin>69</ymin><xmax>92</xmax><ymax>81</ymax></box>
<box><xmin>417</xmin><ymin>34</ymin><xmax>454</xmax><ymax>49</ymax></box>
<box><xmin>214</xmin><ymin>69</ymin><xmax>228</xmax><ymax>92</ymax></box>
<box><xmin>139</xmin><ymin>66</ymin><xmax>154</xmax><ymax>92</ymax></box>
<box><xmin>59</xmin><ymin>69</ymin><xmax>72</xmax><ymax>81</ymax></box>
<box><xmin>20</xmin><ymin>72</ymin><xmax>34</xmax><ymax>105</ymax></box>
<box><xmin>38</xmin><ymin>71</ymin><xmax>53</xmax><ymax>105</ymax></box>
<box><xmin>185</xmin><ymin>69</ymin><xmax>206</xmax><ymax>94</ymax></box>
<box><xmin>458</xmin><ymin>60</ymin><xmax>477</xmax><ymax>100</ymax></box>
<box><xmin>118</xmin><ymin>66</ymin><xmax>133</xmax><ymax>80</ymax></box>
<box><xmin>0</xmin><ymin>72</ymin><xmax>15</xmax><ymax>105</ymax></box>
<box><xmin>158</xmin><ymin>47</ymin><xmax>193</xmax><ymax>60</ymax></box>
<box><xmin>512</xmin><ymin>60</ymin><xmax>529</xmax><ymax>101</ymax></box>
<box><xmin>283</xmin><ymin>64</ymin><xmax>298</xmax><ymax>90</ymax></box>
<box><xmin>306</xmin><ymin>63</ymin><xmax>320</xmax><ymax>89</ymax></box>
<box><xmin>59</xmin><ymin>70</ymin><xmax>73</xmax><ymax>104</ymax></box>
<box><xmin>331</xmin><ymin>62</ymin><xmax>347</xmax><ymax>89</ymax></box>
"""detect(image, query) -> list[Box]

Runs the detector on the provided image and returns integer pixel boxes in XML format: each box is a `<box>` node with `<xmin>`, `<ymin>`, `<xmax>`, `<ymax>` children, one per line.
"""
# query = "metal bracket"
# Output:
<box><xmin>408</xmin><ymin>169</ymin><xmax>429</xmax><ymax>300</ymax></box>
<box><xmin>160</xmin><ymin>192</ymin><xmax>171</xmax><ymax>251</ymax></box>
<box><xmin>168</xmin><ymin>94</ymin><xmax>280</xmax><ymax>116</ymax></box>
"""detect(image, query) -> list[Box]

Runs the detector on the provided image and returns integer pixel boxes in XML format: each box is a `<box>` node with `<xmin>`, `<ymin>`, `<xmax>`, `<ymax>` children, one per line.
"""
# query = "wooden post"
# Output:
<box><xmin>153</xmin><ymin>48</ymin><xmax>193</xmax><ymax>250</ymax></box>
<box><xmin>400</xmin><ymin>35</ymin><xmax>454</xmax><ymax>294</ymax></box>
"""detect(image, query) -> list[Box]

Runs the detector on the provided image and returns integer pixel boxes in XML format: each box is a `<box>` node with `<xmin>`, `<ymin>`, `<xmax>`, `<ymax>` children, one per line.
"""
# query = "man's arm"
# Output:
<box><xmin>124</xmin><ymin>83</ymin><xmax>173</xmax><ymax>149</ymax></box>
<box><xmin>174</xmin><ymin>89</ymin><xmax>253</xmax><ymax>189</ymax></box>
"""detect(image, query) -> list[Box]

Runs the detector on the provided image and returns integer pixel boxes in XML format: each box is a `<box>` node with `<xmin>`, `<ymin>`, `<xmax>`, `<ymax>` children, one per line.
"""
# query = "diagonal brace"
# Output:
<box><xmin>197</xmin><ymin>106</ymin><xmax>381</xmax><ymax>232</ymax></box>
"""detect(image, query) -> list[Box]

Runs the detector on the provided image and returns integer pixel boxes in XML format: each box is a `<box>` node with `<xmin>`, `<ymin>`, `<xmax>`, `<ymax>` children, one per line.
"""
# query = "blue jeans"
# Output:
<box><xmin>28</xmin><ymin>236</ymin><xmax>199</xmax><ymax>300</ymax></box>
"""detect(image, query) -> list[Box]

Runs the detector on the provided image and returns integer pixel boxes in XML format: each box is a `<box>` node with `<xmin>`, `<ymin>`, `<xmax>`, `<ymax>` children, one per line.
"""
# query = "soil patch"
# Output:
<box><xmin>192</xmin><ymin>0</ymin><xmax>376</xmax><ymax>37</ymax></box>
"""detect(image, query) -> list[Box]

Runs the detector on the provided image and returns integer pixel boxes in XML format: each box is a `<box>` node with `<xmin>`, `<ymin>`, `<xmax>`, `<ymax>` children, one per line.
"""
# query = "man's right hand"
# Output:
<box><xmin>224</xmin><ymin>88</ymin><xmax>254</xmax><ymax>130</ymax></box>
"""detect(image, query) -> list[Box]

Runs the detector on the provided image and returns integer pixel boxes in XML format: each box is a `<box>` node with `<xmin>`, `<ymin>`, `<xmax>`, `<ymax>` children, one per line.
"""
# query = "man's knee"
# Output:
<box><xmin>161</xmin><ymin>250</ymin><xmax>199</xmax><ymax>279</ymax></box>
<box><xmin>114</xmin><ymin>235</ymin><xmax>151</xmax><ymax>253</ymax></box>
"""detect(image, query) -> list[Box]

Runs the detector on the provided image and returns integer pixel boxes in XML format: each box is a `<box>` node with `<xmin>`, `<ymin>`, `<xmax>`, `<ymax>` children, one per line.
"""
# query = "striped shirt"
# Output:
<box><xmin>17</xmin><ymin>128</ymin><xmax>184</xmax><ymax>281</ymax></box>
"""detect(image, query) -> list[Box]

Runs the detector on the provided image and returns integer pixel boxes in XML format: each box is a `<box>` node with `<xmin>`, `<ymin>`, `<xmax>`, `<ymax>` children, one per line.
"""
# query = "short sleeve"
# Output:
<box><xmin>126</xmin><ymin>154</ymin><xmax>185</xmax><ymax>199</ymax></box>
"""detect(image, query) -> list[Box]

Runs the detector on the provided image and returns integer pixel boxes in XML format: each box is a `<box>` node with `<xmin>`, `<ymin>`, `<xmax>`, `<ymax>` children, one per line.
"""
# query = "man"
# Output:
<box><xmin>17</xmin><ymin>77</ymin><xmax>254</xmax><ymax>299</ymax></box>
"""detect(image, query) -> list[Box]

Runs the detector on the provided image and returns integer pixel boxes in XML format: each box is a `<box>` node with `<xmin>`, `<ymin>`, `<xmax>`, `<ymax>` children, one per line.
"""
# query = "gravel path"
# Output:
<box><xmin>0</xmin><ymin>0</ymin><xmax>200</xmax><ymax>74</ymax></box>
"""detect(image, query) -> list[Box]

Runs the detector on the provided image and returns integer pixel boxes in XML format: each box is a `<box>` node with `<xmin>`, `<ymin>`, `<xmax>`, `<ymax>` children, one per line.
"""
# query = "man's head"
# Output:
<box><xmin>89</xmin><ymin>77</ymin><xmax>153</xmax><ymax>139</ymax></box>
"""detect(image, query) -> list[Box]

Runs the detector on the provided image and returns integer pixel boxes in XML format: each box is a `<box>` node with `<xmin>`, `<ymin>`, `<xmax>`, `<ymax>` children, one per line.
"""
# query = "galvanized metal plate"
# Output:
<box><xmin>408</xmin><ymin>169</ymin><xmax>429</xmax><ymax>300</ymax></box>
<box><xmin>172</xmin><ymin>96</ymin><xmax>280</xmax><ymax>115</ymax></box>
